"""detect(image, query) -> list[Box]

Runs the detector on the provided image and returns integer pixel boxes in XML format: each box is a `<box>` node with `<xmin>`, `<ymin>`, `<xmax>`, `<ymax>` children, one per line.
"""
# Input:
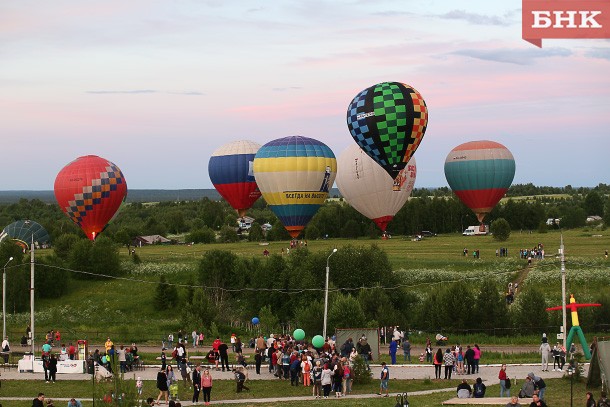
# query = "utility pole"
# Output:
<box><xmin>30</xmin><ymin>236</ymin><xmax>35</xmax><ymax>371</ymax></box>
<box><xmin>560</xmin><ymin>233</ymin><xmax>567</xmax><ymax>349</ymax></box>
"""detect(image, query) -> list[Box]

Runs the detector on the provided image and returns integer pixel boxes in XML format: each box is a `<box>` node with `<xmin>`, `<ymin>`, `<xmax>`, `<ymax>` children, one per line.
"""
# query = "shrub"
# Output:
<box><xmin>351</xmin><ymin>355</ymin><xmax>373</xmax><ymax>384</ymax></box>
<box><xmin>491</xmin><ymin>218</ymin><xmax>511</xmax><ymax>241</ymax></box>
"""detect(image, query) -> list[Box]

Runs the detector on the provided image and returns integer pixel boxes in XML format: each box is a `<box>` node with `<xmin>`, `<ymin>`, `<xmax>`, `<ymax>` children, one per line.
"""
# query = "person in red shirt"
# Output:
<box><xmin>68</xmin><ymin>343</ymin><xmax>76</xmax><ymax>360</ymax></box>
<box><xmin>212</xmin><ymin>337</ymin><xmax>221</xmax><ymax>352</ymax></box>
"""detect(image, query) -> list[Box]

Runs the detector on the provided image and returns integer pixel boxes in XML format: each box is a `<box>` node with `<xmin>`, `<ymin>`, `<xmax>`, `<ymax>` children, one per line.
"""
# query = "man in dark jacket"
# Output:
<box><xmin>192</xmin><ymin>364</ymin><xmax>201</xmax><ymax>404</ymax></box>
<box><xmin>218</xmin><ymin>341</ymin><xmax>230</xmax><ymax>372</ymax></box>
<box><xmin>32</xmin><ymin>393</ymin><xmax>45</xmax><ymax>407</ymax></box>
<box><xmin>465</xmin><ymin>345</ymin><xmax>475</xmax><ymax>375</ymax></box>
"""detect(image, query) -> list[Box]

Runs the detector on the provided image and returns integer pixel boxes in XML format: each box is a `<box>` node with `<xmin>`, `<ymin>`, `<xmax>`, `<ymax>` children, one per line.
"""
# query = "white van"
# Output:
<box><xmin>463</xmin><ymin>225</ymin><xmax>489</xmax><ymax>236</ymax></box>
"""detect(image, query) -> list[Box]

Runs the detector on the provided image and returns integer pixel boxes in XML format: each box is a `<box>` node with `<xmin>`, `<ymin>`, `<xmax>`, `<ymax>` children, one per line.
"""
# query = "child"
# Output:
<box><xmin>136</xmin><ymin>376</ymin><xmax>143</xmax><ymax>396</ymax></box>
<box><xmin>169</xmin><ymin>382</ymin><xmax>179</xmax><ymax>401</ymax></box>
<box><xmin>419</xmin><ymin>353</ymin><xmax>425</xmax><ymax>363</ymax></box>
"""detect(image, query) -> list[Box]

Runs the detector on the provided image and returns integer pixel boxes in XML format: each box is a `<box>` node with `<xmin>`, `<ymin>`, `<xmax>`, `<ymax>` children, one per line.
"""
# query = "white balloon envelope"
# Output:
<box><xmin>336</xmin><ymin>144</ymin><xmax>416</xmax><ymax>232</ymax></box>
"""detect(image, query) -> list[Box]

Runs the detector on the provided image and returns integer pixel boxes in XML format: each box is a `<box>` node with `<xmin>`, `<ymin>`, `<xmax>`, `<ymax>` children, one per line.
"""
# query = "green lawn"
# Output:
<box><xmin>0</xmin><ymin>378</ymin><xmax>599</xmax><ymax>406</ymax></box>
<box><xmin>7</xmin><ymin>228</ymin><xmax>609</xmax><ymax>344</ymax></box>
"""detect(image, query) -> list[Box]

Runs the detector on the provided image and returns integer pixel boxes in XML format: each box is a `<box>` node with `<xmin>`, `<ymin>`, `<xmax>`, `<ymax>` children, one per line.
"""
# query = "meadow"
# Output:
<box><xmin>8</xmin><ymin>228</ymin><xmax>609</xmax><ymax>344</ymax></box>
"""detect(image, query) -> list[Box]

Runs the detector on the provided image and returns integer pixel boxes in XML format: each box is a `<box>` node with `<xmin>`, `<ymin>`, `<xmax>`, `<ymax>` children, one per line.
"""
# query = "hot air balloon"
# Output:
<box><xmin>336</xmin><ymin>145</ymin><xmax>416</xmax><ymax>232</ymax></box>
<box><xmin>346</xmin><ymin>81</ymin><xmax>427</xmax><ymax>188</ymax></box>
<box><xmin>444</xmin><ymin>140</ymin><xmax>515</xmax><ymax>224</ymax></box>
<box><xmin>54</xmin><ymin>155</ymin><xmax>128</xmax><ymax>241</ymax></box>
<box><xmin>253</xmin><ymin>136</ymin><xmax>337</xmax><ymax>238</ymax></box>
<box><xmin>208</xmin><ymin>140</ymin><xmax>262</xmax><ymax>218</ymax></box>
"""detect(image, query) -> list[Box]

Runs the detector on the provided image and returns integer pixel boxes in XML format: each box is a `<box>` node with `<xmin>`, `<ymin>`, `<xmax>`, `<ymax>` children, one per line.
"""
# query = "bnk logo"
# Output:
<box><xmin>522</xmin><ymin>0</ymin><xmax>610</xmax><ymax>47</ymax></box>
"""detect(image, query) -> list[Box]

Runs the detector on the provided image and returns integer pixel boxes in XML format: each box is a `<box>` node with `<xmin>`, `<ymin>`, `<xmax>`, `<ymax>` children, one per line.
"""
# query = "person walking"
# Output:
<box><xmin>156</xmin><ymin>367</ymin><xmax>169</xmax><ymax>405</ymax></box>
<box><xmin>201</xmin><ymin>368</ymin><xmax>213</xmax><ymax>406</ymax></box>
<box><xmin>499</xmin><ymin>364</ymin><xmax>510</xmax><ymax>397</ymax></box>
<box><xmin>586</xmin><ymin>392</ymin><xmax>597</xmax><ymax>407</ymax></box>
<box><xmin>378</xmin><ymin>361</ymin><xmax>389</xmax><ymax>397</ymax></box>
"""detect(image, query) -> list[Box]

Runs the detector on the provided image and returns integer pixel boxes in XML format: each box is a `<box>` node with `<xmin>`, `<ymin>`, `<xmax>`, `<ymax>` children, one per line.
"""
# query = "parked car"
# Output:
<box><xmin>420</xmin><ymin>230</ymin><xmax>436</xmax><ymax>237</ymax></box>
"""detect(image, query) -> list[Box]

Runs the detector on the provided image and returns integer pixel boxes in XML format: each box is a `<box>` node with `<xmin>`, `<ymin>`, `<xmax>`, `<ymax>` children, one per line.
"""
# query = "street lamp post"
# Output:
<box><xmin>2</xmin><ymin>256</ymin><xmax>14</xmax><ymax>340</ymax></box>
<box><xmin>322</xmin><ymin>248</ymin><xmax>337</xmax><ymax>339</ymax></box>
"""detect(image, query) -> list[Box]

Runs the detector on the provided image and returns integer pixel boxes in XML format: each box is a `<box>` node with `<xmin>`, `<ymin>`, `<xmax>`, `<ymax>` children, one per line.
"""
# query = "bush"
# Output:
<box><xmin>187</xmin><ymin>227</ymin><xmax>216</xmax><ymax>244</ymax></box>
<box><xmin>351</xmin><ymin>355</ymin><xmax>373</xmax><ymax>384</ymax></box>
<box><xmin>218</xmin><ymin>225</ymin><xmax>239</xmax><ymax>243</ymax></box>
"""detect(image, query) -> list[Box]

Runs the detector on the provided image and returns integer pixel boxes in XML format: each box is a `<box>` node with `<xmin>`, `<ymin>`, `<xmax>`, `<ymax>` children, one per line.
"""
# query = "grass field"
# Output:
<box><xmin>7</xmin><ymin>228</ymin><xmax>609</xmax><ymax>344</ymax></box>
<box><xmin>0</xmin><ymin>378</ymin><xmax>598</xmax><ymax>406</ymax></box>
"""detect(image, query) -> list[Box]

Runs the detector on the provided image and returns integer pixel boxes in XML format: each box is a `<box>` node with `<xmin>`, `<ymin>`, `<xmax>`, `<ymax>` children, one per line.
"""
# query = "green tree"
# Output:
<box><xmin>218</xmin><ymin>225</ymin><xmax>239</xmax><ymax>243</ymax></box>
<box><xmin>584</xmin><ymin>190</ymin><xmax>604</xmax><ymax>216</ymax></box>
<box><xmin>258</xmin><ymin>305</ymin><xmax>281</xmax><ymax>334</ymax></box>
<box><xmin>473</xmin><ymin>279</ymin><xmax>509</xmax><ymax>332</ymax></box>
<box><xmin>182</xmin><ymin>288</ymin><xmax>217</xmax><ymax>329</ymax></box>
<box><xmin>293</xmin><ymin>300</ymin><xmax>324</xmax><ymax>337</ymax></box>
<box><xmin>154</xmin><ymin>275</ymin><xmax>178</xmax><ymax>309</ymax></box>
<box><xmin>197</xmin><ymin>250</ymin><xmax>244</xmax><ymax>306</ymax></box>
<box><xmin>328</xmin><ymin>293</ymin><xmax>366</xmax><ymax>333</ymax></box>
<box><xmin>68</xmin><ymin>236</ymin><xmax>121</xmax><ymax>279</ymax></box>
<box><xmin>247</xmin><ymin>223</ymin><xmax>264</xmax><ymax>242</ymax></box>
<box><xmin>491</xmin><ymin>218</ymin><xmax>511</xmax><ymax>241</ymax></box>
<box><xmin>52</xmin><ymin>233</ymin><xmax>81</xmax><ymax>261</ymax></box>
<box><xmin>340</xmin><ymin>219</ymin><xmax>361</xmax><ymax>238</ymax></box>
<box><xmin>512</xmin><ymin>287</ymin><xmax>548</xmax><ymax>333</ymax></box>
<box><xmin>187</xmin><ymin>227</ymin><xmax>216</xmax><ymax>244</ymax></box>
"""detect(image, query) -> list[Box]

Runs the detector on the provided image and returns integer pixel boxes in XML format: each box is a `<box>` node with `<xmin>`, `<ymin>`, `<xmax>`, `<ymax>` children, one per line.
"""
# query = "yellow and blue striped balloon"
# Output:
<box><xmin>253</xmin><ymin>136</ymin><xmax>337</xmax><ymax>238</ymax></box>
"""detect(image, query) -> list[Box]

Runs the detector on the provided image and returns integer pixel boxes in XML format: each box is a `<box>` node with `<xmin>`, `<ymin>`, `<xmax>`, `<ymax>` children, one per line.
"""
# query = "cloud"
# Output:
<box><xmin>272</xmin><ymin>86</ymin><xmax>302</xmax><ymax>92</ymax></box>
<box><xmin>436</xmin><ymin>9</ymin><xmax>512</xmax><ymax>26</ymax></box>
<box><xmin>86</xmin><ymin>90</ymin><xmax>203</xmax><ymax>95</ymax></box>
<box><xmin>451</xmin><ymin>47</ymin><xmax>572</xmax><ymax>65</ymax></box>
<box><xmin>584</xmin><ymin>47</ymin><xmax>610</xmax><ymax>60</ymax></box>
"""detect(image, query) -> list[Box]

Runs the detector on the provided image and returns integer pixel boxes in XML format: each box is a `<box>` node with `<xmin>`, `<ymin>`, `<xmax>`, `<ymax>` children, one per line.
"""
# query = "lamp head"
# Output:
<box><xmin>332</xmin><ymin>248</ymin><xmax>337</xmax><ymax>253</ymax></box>
<box><xmin>8</xmin><ymin>257</ymin><xmax>13</xmax><ymax>261</ymax></box>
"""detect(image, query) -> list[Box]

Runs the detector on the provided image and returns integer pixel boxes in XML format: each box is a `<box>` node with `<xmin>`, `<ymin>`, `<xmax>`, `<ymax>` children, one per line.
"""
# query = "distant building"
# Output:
<box><xmin>133</xmin><ymin>235</ymin><xmax>172</xmax><ymax>246</ymax></box>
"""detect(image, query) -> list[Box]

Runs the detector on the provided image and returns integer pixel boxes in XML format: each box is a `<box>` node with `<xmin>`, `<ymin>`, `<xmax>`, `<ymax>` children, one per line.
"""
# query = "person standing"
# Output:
<box><xmin>48</xmin><ymin>354</ymin><xmax>58</xmax><ymax>383</ymax></box>
<box><xmin>433</xmin><ymin>348</ymin><xmax>443</xmax><ymax>379</ymax></box>
<box><xmin>378</xmin><ymin>361</ymin><xmax>389</xmax><ymax>397</ymax></box>
<box><xmin>586</xmin><ymin>392</ymin><xmax>597</xmax><ymax>407</ymax></box>
<box><xmin>443</xmin><ymin>348</ymin><xmax>455</xmax><ymax>380</ymax></box>
<box><xmin>499</xmin><ymin>364</ymin><xmax>510</xmax><ymax>397</ymax></box>
<box><xmin>192</xmin><ymin>364</ymin><xmax>201</xmax><ymax>404</ymax></box>
<box><xmin>465</xmin><ymin>345</ymin><xmax>474</xmax><ymax>375</ymax></box>
<box><xmin>389</xmin><ymin>339</ymin><xmax>398</xmax><ymax>365</ymax></box>
<box><xmin>473</xmin><ymin>344</ymin><xmax>481</xmax><ymax>374</ymax></box>
<box><xmin>218</xmin><ymin>341</ymin><xmax>229</xmax><ymax>372</ymax></box>
<box><xmin>200</xmin><ymin>368</ymin><xmax>213</xmax><ymax>405</ymax></box>
<box><xmin>402</xmin><ymin>339</ymin><xmax>411</xmax><ymax>362</ymax></box>
<box><xmin>321</xmin><ymin>363</ymin><xmax>332</xmax><ymax>398</ymax></box>
<box><xmin>254</xmin><ymin>350</ymin><xmax>262</xmax><ymax>375</ymax></box>
<box><xmin>539</xmin><ymin>341</ymin><xmax>551</xmax><ymax>372</ymax></box>
<box><xmin>312</xmin><ymin>360</ymin><xmax>323</xmax><ymax>398</ymax></box>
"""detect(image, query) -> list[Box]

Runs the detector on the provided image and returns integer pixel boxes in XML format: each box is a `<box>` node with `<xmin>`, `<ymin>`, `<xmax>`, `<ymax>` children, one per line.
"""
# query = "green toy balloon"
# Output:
<box><xmin>293</xmin><ymin>328</ymin><xmax>305</xmax><ymax>341</ymax></box>
<box><xmin>312</xmin><ymin>335</ymin><xmax>324</xmax><ymax>348</ymax></box>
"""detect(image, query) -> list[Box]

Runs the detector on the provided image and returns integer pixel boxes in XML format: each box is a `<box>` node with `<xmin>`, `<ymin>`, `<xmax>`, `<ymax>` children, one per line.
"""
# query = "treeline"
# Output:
<box><xmin>155</xmin><ymin>247</ymin><xmax>610</xmax><ymax>336</ymax></box>
<box><xmin>0</xmin><ymin>187</ymin><xmax>608</xmax><ymax>246</ymax></box>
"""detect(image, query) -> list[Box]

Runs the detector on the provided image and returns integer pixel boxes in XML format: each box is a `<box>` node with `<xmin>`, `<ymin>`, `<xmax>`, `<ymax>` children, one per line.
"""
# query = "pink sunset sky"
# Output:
<box><xmin>1</xmin><ymin>0</ymin><xmax>608</xmax><ymax>190</ymax></box>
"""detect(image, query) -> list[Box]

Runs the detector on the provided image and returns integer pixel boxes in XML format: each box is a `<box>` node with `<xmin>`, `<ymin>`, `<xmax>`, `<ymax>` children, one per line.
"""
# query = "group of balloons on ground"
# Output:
<box><xmin>251</xmin><ymin>317</ymin><xmax>324</xmax><ymax>348</ymax></box>
<box><xmin>52</xmin><ymin>81</ymin><xmax>516</xmax><ymax>241</ymax></box>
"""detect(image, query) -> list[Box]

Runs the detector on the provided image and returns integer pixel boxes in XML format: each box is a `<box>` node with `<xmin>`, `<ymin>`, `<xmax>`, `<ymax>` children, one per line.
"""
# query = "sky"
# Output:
<box><xmin>1</xmin><ymin>0</ymin><xmax>609</xmax><ymax>190</ymax></box>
